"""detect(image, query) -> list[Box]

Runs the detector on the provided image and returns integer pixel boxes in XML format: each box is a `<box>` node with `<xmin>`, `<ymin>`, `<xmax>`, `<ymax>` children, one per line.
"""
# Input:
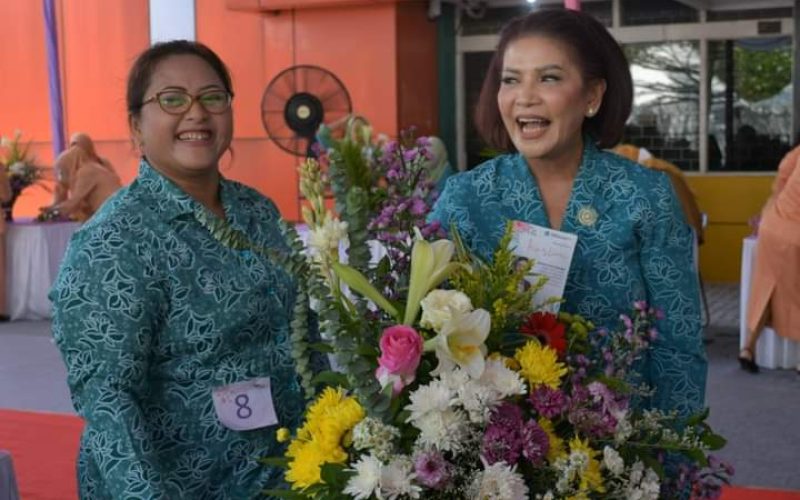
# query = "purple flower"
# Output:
<box><xmin>489</xmin><ymin>401</ymin><xmax>523</xmax><ymax>429</ymax></box>
<box><xmin>481</xmin><ymin>423</ymin><xmax>521</xmax><ymax>465</ymax></box>
<box><xmin>529</xmin><ymin>386</ymin><xmax>568</xmax><ymax>419</ymax></box>
<box><xmin>568</xmin><ymin>407</ymin><xmax>617</xmax><ymax>438</ymax></box>
<box><xmin>520</xmin><ymin>419</ymin><xmax>549</xmax><ymax>465</ymax></box>
<box><xmin>414</xmin><ymin>450</ymin><xmax>452</xmax><ymax>489</ymax></box>
<box><xmin>409</xmin><ymin>197</ymin><xmax>428</xmax><ymax>216</ymax></box>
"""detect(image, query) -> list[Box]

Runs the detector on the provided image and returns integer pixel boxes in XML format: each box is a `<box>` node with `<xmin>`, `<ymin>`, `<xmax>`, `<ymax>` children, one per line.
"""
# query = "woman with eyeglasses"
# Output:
<box><xmin>50</xmin><ymin>41</ymin><xmax>311</xmax><ymax>498</ymax></box>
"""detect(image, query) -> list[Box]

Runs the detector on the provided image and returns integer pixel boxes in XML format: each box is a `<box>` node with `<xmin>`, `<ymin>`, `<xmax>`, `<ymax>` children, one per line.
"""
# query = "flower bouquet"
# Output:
<box><xmin>1</xmin><ymin>130</ymin><xmax>46</xmax><ymax>221</ymax></box>
<box><xmin>261</xmin><ymin>119</ymin><xmax>731</xmax><ymax>499</ymax></box>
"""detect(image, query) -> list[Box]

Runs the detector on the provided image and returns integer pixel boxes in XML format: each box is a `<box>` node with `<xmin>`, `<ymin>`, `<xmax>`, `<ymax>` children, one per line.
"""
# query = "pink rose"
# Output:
<box><xmin>375</xmin><ymin>325</ymin><xmax>423</xmax><ymax>396</ymax></box>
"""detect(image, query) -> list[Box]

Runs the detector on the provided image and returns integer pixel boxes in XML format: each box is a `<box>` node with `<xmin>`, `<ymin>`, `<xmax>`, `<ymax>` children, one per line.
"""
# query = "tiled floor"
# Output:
<box><xmin>703</xmin><ymin>282</ymin><xmax>740</xmax><ymax>331</ymax></box>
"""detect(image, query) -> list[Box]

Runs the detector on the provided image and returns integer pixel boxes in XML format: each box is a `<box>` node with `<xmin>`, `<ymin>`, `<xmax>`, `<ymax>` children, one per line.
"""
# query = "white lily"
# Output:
<box><xmin>403</xmin><ymin>232</ymin><xmax>464</xmax><ymax>325</ymax></box>
<box><xmin>427</xmin><ymin>308</ymin><xmax>491</xmax><ymax>379</ymax></box>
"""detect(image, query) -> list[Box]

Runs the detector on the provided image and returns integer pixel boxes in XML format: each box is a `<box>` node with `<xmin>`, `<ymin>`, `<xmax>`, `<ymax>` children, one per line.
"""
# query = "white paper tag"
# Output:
<box><xmin>211</xmin><ymin>377</ymin><xmax>278</xmax><ymax>431</ymax></box>
<box><xmin>510</xmin><ymin>220</ymin><xmax>578</xmax><ymax>313</ymax></box>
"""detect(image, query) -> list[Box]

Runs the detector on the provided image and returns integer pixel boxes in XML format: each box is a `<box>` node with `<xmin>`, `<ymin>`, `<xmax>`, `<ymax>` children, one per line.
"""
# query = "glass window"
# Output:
<box><xmin>623</xmin><ymin>41</ymin><xmax>700</xmax><ymax>171</ymax></box>
<box><xmin>708</xmin><ymin>37</ymin><xmax>792</xmax><ymax>171</ymax></box>
<box><xmin>706</xmin><ymin>8</ymin><xmax>792</xmax><ymax>22</ymax></box>
<box><xmin>622</xmin><ymin>0</ymin><xmax>698</xmax><ymax>26</ymax></box>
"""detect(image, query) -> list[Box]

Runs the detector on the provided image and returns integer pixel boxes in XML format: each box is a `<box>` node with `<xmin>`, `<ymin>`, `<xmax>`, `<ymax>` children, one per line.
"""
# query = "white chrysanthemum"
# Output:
<box><xmin>379</xmin><ymin>456</ymin><xmax>421</xmax><ymax>500</ymax></box>
<box><xmin>469</xmin><ymin>461</ymin><xmax>529</xmax><ymax>500</ymax></box>
<box><xmin>439</xmin><ymin>366</ymin><xmax>470</xmax><ymax>392</ymax></box>
<box><xmin>344</xmin><ymin>454</ymin><xmax>382</xmax><ymax>500</ymax></box>
<box><xmin>602</xmin><ymin>446</ymin><xmax>625</xmax><ymax>476</ymax></box>
<box><xmin>456</xmin><ymin>380</ymin><xmax>499</xmax><ymax>424</ymax></box>
<box><xmin>405</xmin><ymin>380</ymin><xmax>453</xmax><ymax>422</ymax></box>
<box><xmin>478</xmin><ymin>357</ymin><xmax>527</xmax><ymax>398</ymax></box>
<box><xmin>420</xmin><ymin>289</ymin><xmax>473</xmax><ymax>332</ymax></box>
<box><xmin>414</xmin><ymin>408</ymin><xmax>469</xmax><ymax>452</ymax></box>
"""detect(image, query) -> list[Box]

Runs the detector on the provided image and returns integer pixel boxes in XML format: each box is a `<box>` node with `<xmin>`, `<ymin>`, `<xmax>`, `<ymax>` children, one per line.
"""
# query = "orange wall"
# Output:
<box><xmin>2</xmin><ymin>0</ymin><xmax>437</xmax><ymax>222</ymax></box>
<box><xmin>0</xmin><ymin>0</ymin><xmax>149</xmax><ymax>219</ymax></box>
<box><xmin>198</xmin><ymin>0</ymin><xmax>435</xmax><ymax>221</ymax></box>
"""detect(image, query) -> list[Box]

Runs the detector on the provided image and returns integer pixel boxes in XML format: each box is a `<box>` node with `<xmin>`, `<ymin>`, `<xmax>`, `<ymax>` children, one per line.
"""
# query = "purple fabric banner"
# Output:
<box><xmin>43</xmin><ymin>0</ymin><xmax>65</xmax><ymax>157</ymax></box>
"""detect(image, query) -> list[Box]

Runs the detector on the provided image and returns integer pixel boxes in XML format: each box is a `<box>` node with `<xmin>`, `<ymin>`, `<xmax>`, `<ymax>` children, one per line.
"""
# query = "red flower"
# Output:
<box><xmin>520</xmin><ymin>312</ymin><xmax>567</xmax><ymax>357</ymax></box>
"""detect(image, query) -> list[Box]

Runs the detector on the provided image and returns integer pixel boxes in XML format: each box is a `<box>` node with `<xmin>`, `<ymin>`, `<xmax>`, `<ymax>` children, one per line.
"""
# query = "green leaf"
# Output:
<box><xmin>332</xmin><ymin>263</ymin><xmax>399</xmax><ymax>319</ymax></box>
<box><xmin>686</xmin><ymin>407</ymin><xmax>710</xmax><ymax>426</ymax></box>
<box><xmin>404</xmin><ymin>238</ymin><xmax>434</xmax><ymax>325</ymax></box>
<box><xmin>260</xmin><ymin>456</ymin><xmax>290</xmax><ymax>468</ymax></box>
<box><xmin>308</xmin><ymin>342</ymin><xmax>334</xmax><ymax>353</ymax></box>
<box><xmin>311</xmin><ymin>371</ymin><xmax>351</xmax><ymax>389</ymax></box>
<box><xmin>701</xmin><ymin>432</ymin><xmax>727</xmax><ymax>450</ymax></box>
<box><xmin>319</xmin><ymin>462</ymin><xmax>350</xmax><ymax>488</ymax></box>
<box><xmin>261</xmin><ymin>489</ymin><xmax>307</xmax><ymax>499</ymax></box>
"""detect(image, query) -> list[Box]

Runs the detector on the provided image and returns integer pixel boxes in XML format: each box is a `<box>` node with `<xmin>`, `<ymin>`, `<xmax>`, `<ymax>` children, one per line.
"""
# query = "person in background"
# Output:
<box><xmin>429</xmin><ymin>9</ymin><xmax>706</xmax><ymax>417</ymax></box>
<box><xmin>50</xmin><ymin>40</ymin><xmax>309</xmax><ymax>497</ymax></box>
<box><xmin>0</xmin><ymin>164</ymin><xmax>10</xmax><ymax>321</ymax></box>
<box><xmin>47</xmin><ymin>133</ymin><xmax>122</xmax><ymax>221</ymax></box>
<box><xmin>740</xmin><ymin>145</ymin><xmax>800</xmax><ymax>373</ymax></box>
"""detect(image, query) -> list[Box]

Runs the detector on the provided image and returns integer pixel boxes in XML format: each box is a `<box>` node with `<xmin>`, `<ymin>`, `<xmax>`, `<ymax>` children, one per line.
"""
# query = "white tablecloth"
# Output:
<box><xmin>5</xmin><ymin>220</ymin><xmax>79</xmax><ymax>321</ymax></box>
<box><xmin>740</xmin><ymin>236</ymin><xmax>799</xmax><ymax>369</ymax></box>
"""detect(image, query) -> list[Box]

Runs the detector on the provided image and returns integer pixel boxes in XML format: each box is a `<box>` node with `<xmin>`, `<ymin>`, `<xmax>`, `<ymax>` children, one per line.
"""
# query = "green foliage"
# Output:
<box><xmin>449</xmin><ymin>222</ymin><xmax>539</xmax><ymax>351</ymax></box>
<box><xmin>732</xmin><ymin>44</ymin><xmax>791</xmax><ymax>102</ymax></box>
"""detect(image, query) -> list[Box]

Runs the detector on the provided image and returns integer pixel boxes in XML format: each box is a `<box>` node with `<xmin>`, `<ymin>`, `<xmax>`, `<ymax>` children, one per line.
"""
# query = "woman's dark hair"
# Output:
<box><xmin>474</xmin><ymin>9</ymin><xmax>632</xmax><ymax>150</ymax></box>
<box><xmin>126</xmin><ymin>40</ymin><xmax>234</xmax><ymax>118</ymax></box>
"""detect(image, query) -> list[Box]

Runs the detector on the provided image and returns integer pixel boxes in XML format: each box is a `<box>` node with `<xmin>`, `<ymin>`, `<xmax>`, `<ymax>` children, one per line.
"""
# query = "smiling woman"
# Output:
<box><xmin>49</xmin><ymin>40</ymin><xmax>313</xmax><ymax>498</ymax></box>
<box><xmin>430</xmin><ymin>9</ymin><xmax>707</xmax><ymax>420</ymax></box>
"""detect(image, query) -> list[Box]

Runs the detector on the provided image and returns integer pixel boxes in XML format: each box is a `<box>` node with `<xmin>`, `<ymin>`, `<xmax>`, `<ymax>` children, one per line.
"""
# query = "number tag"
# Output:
<box><xmin>211</xmin><ymin>377</ymin><xmax>279</xmax><ymax>431</ymax></box>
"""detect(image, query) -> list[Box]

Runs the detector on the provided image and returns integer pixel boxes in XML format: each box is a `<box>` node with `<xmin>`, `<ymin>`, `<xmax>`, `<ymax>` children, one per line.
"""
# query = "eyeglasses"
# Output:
<box><xmin>141</xmin><ymin>89</ymin><xmax>232</xmax><ymax>115</ymax></box>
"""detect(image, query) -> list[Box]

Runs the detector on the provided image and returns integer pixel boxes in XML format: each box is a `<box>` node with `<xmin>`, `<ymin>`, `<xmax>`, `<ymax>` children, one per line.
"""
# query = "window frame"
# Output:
<box><xmin>454</xmin><ymin>1</ymin><xmax>794</xmax><ymax>174</ymax></box>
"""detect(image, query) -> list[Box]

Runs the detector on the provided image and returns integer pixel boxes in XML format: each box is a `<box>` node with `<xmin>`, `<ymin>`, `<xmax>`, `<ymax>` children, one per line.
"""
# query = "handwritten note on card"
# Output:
<box><xmin>510</xmin><ymin>220</ymin><xmax>578</xmax><ymax>312</ymax></box>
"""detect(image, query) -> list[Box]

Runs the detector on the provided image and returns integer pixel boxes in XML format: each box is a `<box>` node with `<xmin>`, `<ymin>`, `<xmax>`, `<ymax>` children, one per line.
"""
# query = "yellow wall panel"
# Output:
<box><xmin>688</xmin><ymin>175</ymin><xmax>774</xmax><ymax>282</ymax></box>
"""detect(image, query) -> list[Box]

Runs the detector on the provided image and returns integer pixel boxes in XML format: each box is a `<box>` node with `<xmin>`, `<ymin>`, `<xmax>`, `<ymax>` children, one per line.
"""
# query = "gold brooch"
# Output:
<box><xmin>577</xmin><ymin>206</ymin><xmax>598</xmax><ymax>227</ymax></box>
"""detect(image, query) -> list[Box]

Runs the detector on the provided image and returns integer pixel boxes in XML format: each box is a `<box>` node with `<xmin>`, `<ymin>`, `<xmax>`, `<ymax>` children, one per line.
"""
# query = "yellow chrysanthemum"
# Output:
<box><xmin>568</xmin><ymin>436</ymin><xmax>605</xmax><ymax>495</ymax></box>
<box><xmin>538</xmin><ymin>418</ymin><xmax>566</xmax><ymax>463</ymax></box>
<box><xmin>285</xmin><ymin>439</ymin><xmax>327</xmax><ymax>489</ymax></box>
<box><xmin>276</xmin><ymin>427</ymin><xmax>290</xmax><ymax>443</ymax></box>
<box><xmin>514</xmin><ymin>340</ymin><xmax>568</xmax><ymax>389</ymax></box>
<box><xmin>284</xmin><ymin>387</ymin><xmax>365</xmax><ymax>490</ymax></box>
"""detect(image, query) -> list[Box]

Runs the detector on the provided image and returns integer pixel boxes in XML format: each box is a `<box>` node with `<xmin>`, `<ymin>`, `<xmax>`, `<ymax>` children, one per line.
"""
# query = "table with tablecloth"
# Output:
<box><xmin>4</xmin><ymin>220</ymin><xmax>79</xmax><ymax>321</ymax></box>
<box><xmin>740</xmin><ymin>236</ymin><xmax>799</xmax><ymax>369</ymax></box>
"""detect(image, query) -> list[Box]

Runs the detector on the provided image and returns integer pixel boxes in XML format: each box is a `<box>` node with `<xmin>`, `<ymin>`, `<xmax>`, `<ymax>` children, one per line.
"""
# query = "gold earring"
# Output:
<box><xmin>587</xmin><ymin>107</ymin><xmax>595</xmax><ymax>117</ymax></box>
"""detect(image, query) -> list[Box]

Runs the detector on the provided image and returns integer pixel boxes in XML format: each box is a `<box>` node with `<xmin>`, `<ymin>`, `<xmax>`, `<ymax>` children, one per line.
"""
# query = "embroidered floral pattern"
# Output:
<box><xmin>51</xmin><ymin>161</ymin><xmax>305</xmax><ymax>499</ymax></box>
<box><xmin>429</xmin><ymin>143</ymin><xmax>706</xmax><ymax>417</ymax></box>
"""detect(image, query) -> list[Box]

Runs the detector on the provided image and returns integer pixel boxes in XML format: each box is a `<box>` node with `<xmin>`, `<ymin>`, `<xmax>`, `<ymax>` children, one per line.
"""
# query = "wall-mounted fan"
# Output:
<box><xmin>261</xmin><ymin>65</ymin><xmax>352</xmax><ymax>157</ymax></box>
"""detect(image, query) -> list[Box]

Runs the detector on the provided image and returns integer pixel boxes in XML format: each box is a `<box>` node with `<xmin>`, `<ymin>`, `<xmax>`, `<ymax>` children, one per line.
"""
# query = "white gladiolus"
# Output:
<box><xmin>308</xmin><ymin>213</ymin><xmax>348</xmax><ymax>256</ymax></box>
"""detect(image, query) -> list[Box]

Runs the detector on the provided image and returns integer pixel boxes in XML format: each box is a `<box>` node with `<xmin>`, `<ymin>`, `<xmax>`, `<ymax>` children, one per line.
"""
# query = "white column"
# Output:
<box><xmin>149</xmin><ymin>0</ymin><xmax>195</xmax><ymax>45</ymax></box>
